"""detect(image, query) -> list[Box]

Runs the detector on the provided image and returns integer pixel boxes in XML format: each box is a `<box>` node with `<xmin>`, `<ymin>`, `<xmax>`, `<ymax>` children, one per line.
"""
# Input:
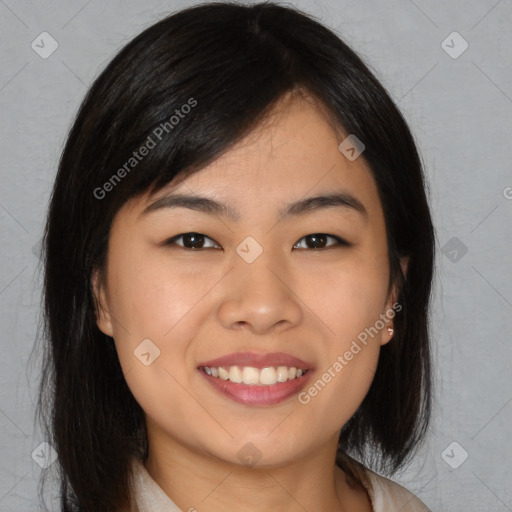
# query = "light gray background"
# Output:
<box><xmin>0</xmin><ymin>0</ymin><xmax>511</xmax><ymax>510</ymax></box>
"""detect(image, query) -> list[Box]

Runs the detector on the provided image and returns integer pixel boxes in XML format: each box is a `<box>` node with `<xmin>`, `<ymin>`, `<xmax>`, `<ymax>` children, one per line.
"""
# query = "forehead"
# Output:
<box><xmin>191</xmin><ymin>92</ymin><xmax>348</xmax><ymax>179</ymax></box>
<box><xmin>127</xmin><ymin>93</ymin><xmax>383</xmax><ymax>224</ymax></box>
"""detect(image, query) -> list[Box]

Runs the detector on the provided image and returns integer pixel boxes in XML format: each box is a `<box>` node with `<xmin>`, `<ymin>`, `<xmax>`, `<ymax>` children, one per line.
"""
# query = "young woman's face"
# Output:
<box><xmin>94</xmin><ymin>94</ymin><xmax>402</xmax><ymax>467</ymax></box>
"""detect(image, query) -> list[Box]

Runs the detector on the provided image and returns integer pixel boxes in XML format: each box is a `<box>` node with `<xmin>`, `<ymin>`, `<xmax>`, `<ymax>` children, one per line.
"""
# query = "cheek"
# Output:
<box><xmin>105</xmin><ymin>248</ymin><xmax>210</xmax><ymax>400</ymax></box>
<box><xmin>304</xmin><ymin>251</ymin><xmax>390</xmax><ymax>341</ymax></box>
<box><xmin>299</xmin><ymin>299</ymin><xmax>383</xmax><ymax>437</ymax></box>
<box><xmin>107</xmin><ymin>246</ymin><xmax>216</xmax><ymax>340</ymax></box>
<box><xmin>302</xmin><ymin>349</ymin><xmax>379</xmax><ymax>439</ymax></box>
<box><xmin>295</xmin><ymin>251</ymin><xmax>388</xmax><ymax>425</ymax></box>
<box><xmin>105</xmin><ymin>247</ymin><xmax>233</xmax><ymax>410</ymax></box>
<box><xmin>106</xmin><ymin>251</ymin><xmax>209</xmax><ymax>433</ymax></box>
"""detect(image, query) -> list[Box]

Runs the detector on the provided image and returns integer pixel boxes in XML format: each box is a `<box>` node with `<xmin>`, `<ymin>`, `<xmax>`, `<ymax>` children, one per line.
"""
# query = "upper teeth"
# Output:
<box><xmin>203</xmin><ymin>366</ymin><xmax>306</xmax><ymax>385</ymax></box>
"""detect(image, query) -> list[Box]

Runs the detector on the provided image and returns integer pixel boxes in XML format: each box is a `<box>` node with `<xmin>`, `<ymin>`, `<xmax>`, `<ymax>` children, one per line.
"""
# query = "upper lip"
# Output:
<box><xmin>198</xmin><ymin>351</ymin><xmax>314</xmax><ymax>370</ymax></box>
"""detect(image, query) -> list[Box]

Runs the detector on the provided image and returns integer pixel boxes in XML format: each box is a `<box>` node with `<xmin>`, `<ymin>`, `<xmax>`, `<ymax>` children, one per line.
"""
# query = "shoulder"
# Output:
<box><xmin>363</xmin><ymin>468</ymin><xmax>431</xmax><ymax>512</ymax></box>
<box><xmin>128</xmin><ymin>457</ymin><xmax>183</xmax><ymax>512</ymax></box>
<box><xmin>340</xmin><ymin>455</ymin><xmax>432</xmax><ymax>512</ymax></box>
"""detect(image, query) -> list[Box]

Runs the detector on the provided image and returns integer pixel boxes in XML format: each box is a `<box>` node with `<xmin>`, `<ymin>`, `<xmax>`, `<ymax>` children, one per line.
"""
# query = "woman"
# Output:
<box><xmin>37</xmin><ymin>2</ymin><xmax>435</xmax><ymax>510</ymax></box>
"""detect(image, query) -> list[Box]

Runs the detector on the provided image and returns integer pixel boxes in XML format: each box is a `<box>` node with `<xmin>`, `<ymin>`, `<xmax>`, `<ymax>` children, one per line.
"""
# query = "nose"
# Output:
<box><xmin>217</xmin><ymin>247</ymin><xmax>303</xmax><ymax>335</ymax></box>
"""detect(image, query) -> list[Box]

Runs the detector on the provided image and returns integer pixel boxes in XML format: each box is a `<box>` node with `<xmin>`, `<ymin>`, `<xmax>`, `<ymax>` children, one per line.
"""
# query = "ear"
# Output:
<box><xmin>380</xmin><ymin>256</ymin><xmax>409</xmax><ymax>346</ymax></box>
<box><xmin>399</xmin><ymin>256</ymin><xmax>409</xmax><ymax>279</ymax></box>
<box><xmin>91</xmin><ymin>268</ymin><xmax>114</xmax><ymax>337</ymax></box>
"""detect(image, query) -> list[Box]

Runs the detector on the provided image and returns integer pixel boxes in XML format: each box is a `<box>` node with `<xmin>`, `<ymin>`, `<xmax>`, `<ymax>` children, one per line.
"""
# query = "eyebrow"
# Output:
<box><xmin>142</xmin><ymin>190</ymin><xmax>368</xmax><ymax>222</ymax></box>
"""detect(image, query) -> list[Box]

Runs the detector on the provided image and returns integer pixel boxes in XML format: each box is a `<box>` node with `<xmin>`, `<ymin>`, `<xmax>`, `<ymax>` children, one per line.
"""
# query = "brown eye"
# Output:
<box><xmin>165</xmin><ymin>232</ymin><xmax>221</xmax><ymax>250</ymax></box>
<box><xmin>293</xmin><ymin>233</ymin><xmax>350</xmax><ymax>250</ymax></box>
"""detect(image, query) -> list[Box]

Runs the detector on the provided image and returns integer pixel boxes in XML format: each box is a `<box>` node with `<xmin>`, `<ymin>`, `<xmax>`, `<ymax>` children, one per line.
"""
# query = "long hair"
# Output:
<box><xmin>37</xmin><ymin>2</ymin><xmax>435</xmax><ymax>510</ymax></box>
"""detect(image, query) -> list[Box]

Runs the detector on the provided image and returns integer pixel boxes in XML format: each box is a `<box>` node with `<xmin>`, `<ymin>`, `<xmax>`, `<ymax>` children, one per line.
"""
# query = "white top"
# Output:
<box><xmin>128</xmin><ymin>457</ymin><xmax>431</xmax><ymax>511</ymax></box>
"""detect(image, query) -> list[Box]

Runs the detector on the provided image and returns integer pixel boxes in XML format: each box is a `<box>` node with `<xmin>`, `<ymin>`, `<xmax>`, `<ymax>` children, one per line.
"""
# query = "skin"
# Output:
<box><xmin>93</xmin><ymin>91</ymin><xmax>407</xmax><ymax>512</ymax></box>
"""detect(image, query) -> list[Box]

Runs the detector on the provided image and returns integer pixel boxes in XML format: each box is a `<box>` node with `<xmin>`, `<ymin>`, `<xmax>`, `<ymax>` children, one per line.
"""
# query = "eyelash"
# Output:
<box><xmin>163</xmin><ymin>232</ymin><xmax>351</xmax><ymax>251</ymax></box>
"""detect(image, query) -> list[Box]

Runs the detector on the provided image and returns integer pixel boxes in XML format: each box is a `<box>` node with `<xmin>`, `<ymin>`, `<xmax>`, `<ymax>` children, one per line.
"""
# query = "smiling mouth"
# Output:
<box><xmin>199</xmin><ymin>365</ymin><xmax>310</xmax><ymax>386</ymax></box>
<box><xmin>198</xmin><ymin>364</ymin><xmax>313</xmax><ymax>406</ymax></box>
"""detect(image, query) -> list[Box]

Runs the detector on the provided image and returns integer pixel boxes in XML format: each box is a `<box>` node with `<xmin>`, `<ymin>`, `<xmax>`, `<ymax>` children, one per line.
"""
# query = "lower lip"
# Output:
<box><xmin>199</xmin><ymin>369</ymin><xmax>313</xmax><ymax>406</ymax></box>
